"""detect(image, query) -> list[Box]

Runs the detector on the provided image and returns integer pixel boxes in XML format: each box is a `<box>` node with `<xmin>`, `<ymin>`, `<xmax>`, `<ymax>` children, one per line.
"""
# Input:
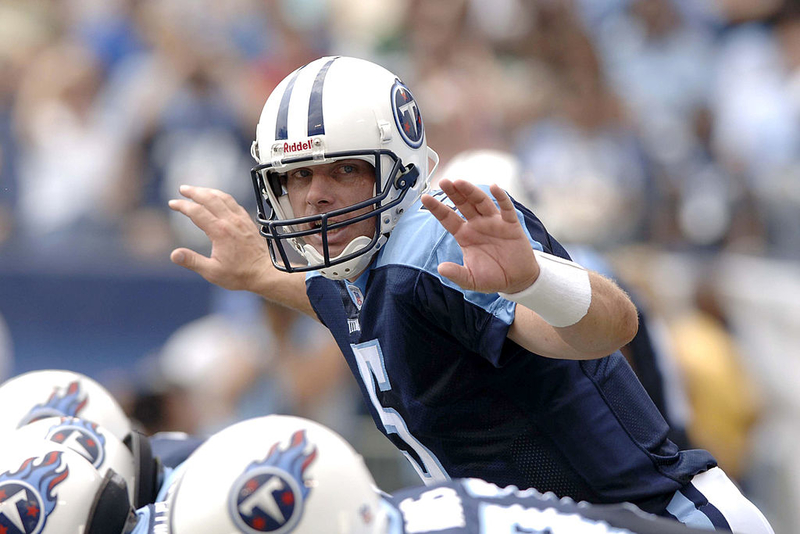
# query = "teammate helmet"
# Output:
<box><xmin>250</xmin><ymin>56</ymin><xmax>439</xmax><ymax>280</ymax></box>
<box><xmin>0</xmin><ymin>434</ymin><xmax>136</xmax><ymax>534</ymax></box>
<box><xmin>437</xmin><ymin>149</ymin><xmax>534</xmax><ymax>208</ymax></box>
<box><xmin>168</xmin><ymin>415</ymin><xmax>387</xmax><ymax>533</ymax></box>
<box><xmin>13</xmin><ymin>417</ymin><xmax>138</xmax><ymax>507</ymax></box>
<box><xmin>0</xmin><ymin>370</ymin><xmax>160</xmax><ymax>508</ymax></box>
<box><xmin>0</xmin><ymin>370</ymin><xmax>132</xmax><ymax>443</ymax></box>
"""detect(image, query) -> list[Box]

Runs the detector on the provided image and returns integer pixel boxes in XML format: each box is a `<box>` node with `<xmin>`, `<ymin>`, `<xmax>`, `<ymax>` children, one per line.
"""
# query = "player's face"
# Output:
<box><xmin>284</xmin><ymin>159</ymin><xmax>376</xmax><ymax>258</ymax></box>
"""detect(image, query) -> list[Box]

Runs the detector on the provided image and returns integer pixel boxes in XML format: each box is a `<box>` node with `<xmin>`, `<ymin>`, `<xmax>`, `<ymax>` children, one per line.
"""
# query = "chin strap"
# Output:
<box><xmin>303</xmin><ymin>234</ymin><xmax>386</xmax><ymax>280</ymax></box>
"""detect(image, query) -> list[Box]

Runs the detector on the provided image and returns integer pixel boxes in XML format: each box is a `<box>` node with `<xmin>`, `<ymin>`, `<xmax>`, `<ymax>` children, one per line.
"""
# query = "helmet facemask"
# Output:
<box><xmin>251</xmin><ymin>148</ymin><xmax>422</xmax><ymax>280</ymax></box>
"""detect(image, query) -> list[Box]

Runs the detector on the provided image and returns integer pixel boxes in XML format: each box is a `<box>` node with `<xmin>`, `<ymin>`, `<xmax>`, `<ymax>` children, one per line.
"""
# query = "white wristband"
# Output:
<box><xmin>499</xmin><ymin>250</ymin><xmax>592</xmax><ymax>327</ymax></box>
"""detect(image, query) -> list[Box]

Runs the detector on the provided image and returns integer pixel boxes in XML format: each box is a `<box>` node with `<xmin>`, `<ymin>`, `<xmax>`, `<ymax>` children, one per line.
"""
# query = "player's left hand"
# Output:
<box><xmin>421</xmin><ymin>179</ymin><xmax>539</xmax><ymax>294</ymax></box>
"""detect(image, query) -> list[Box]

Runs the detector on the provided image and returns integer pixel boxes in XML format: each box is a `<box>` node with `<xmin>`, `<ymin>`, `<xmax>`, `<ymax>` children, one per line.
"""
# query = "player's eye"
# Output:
<box><xmin>290</xmin><ymin>168</ymin><xmax>313</xmax><ymax>179</ymax></box>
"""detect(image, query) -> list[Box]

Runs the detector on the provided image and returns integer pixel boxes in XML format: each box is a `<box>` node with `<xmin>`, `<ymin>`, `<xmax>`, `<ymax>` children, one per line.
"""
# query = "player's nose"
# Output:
<box><xmin>305</xmin><ymin>173</ymin><xmax>336</xmax><ymax>206</ymax></box>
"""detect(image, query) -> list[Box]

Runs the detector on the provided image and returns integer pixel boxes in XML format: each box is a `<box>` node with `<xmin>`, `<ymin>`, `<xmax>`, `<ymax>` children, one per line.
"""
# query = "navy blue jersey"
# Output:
<box><xmin>567</xmin><ymin>246</ymin><xmax>692</xmax><ymax>449</ymax></box>
<box><xmin>305</xmin><ymin>188</ymin><xmax>716</xmax><ymax>514</ymax></box>
<box><xmin>149</xmin><ymin>431</ymin><xmax>205</xmax><ymax>469</ymax></box>
<box><xmin>383</xmin><ymin>479</ymin><xmax>710</xmax><ymax>534</ymax></box>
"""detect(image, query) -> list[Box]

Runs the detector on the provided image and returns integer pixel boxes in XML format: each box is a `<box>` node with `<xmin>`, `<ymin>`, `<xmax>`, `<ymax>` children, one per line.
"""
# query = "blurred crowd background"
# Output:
<box><xmin>0</xmin><ymin>0</ymin><xmax>798</xmax><ymax>531</ymax></box>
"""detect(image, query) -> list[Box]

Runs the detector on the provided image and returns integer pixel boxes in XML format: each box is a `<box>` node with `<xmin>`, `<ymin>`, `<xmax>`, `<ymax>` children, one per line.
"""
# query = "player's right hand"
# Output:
<box><xmin>168</xmin><ymin>185</ymin><xmax>275</xmax><ymax>292</ymax></box>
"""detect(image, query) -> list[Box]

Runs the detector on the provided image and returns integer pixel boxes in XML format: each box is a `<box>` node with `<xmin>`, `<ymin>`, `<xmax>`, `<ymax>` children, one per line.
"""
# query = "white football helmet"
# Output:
<box><xmin>13</xmin><ymin>416</ymin><xmax>138</xmax><ymax>507</ymax></box>
<box><xmin>0</xmin><ymin>370</ymin><xmax>160</xmax><ymax>508</ymax></box>
<box><xmin>250</xmin><ymin>55</ymin><xmax>439</xmax><ymax>280</ymax></box>
<box><xmin>168</xmin><ymin>415</ymin><xmax>387</xmax><ymax>533</ymax></box>
<box><xmin>0</xmin><ymin>434</ymin><xmax>136</xmax><ymax>534</ymax></box>
<box><xmin>0</xmin><ymin>369</ymin><xmax>132</xmax><ymax>443</ymax></box>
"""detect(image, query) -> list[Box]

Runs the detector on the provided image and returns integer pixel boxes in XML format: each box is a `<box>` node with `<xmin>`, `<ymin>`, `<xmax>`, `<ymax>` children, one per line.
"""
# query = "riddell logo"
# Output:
<box><xmin>283</xmin><ymin>139</ymin><xmax>314</xmax><ymax>153</ymax></box>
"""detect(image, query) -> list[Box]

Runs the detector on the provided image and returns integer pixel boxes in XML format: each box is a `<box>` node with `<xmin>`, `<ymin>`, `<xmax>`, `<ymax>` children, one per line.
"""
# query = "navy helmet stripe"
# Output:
<box><xmin>307</xmin><ymin>57</ymin><xmax>338</xmax><ymax>136</ymax></box>
<box><xmin>275</xmin><ymin>67</ymin><xmax>304</xmax><ymax>141</ymax></box>
<box><xmin>680</xmin><ymin>484</ymin><xmax>731</xmax><ymax>529</ymax></box>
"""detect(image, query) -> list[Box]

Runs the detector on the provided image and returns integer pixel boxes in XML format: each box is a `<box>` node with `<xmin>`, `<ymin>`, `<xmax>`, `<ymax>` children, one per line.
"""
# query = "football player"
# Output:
<box><xmin>150</xmin><ymin>415</ymin><xmax>717</xmax><ymax>534</ymax></box>
<box><xmin>168</xmin><ymin>56</ymin><xmax>772</xmax><ymax>532</ymax></box>
<box><xmin>0</xmin><ymin>415</ymin><xmax>710</xmax><ymax>534</ymax></box>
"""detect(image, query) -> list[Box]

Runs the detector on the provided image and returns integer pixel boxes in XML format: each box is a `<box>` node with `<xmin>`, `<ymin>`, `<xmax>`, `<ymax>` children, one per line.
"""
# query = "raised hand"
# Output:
<box><xmin>167</xmin><ymin>185</ymin><xmax>276</xmax><ymax>293</ymax></box>
<box><xmin>420</xmin><ymin>179</ymin><xmax>539</xmax><ymax>294</ymax></box>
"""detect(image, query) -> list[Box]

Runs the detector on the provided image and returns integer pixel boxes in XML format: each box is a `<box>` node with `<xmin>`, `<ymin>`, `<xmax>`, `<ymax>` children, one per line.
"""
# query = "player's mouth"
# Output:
<box><xmin>302</xmin><ymin>208</ymin><xmax>375</xmax><ymax>253</ymax></box>
<box><xmin>309</xmin><ymin>219</ymin><xmax>343</xmax><ymax>233</ymax></box>
<box><xmin>307</xmin><ymin>220</ymin><xmax>347</xmax><ymax>246</ymax></box>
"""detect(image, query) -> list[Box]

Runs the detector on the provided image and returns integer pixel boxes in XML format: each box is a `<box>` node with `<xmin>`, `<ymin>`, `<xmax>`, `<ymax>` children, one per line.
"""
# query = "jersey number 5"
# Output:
<box><xmin>351</xmin><ymin>340</ymin><xmax>449</xmax><ymax>484</ymax></box>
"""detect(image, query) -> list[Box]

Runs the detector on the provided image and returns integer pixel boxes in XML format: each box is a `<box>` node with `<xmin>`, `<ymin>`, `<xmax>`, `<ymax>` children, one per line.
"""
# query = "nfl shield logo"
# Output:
<box><xmin>347</xmin><ymin>284</ymin><xmax>364</xmax><ymax>310</ymax></box>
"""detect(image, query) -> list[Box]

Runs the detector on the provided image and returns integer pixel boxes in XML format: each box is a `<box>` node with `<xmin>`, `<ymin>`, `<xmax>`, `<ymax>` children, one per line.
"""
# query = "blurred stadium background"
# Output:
<box><xmin>0</xmin><ymin>0</ymin><xmax>798</xmax><ymax>530</ymax></box>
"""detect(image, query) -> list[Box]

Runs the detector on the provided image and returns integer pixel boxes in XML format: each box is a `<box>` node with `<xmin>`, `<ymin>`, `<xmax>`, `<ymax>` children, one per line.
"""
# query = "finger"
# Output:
<box><xmin>451</xmin><ymin>179</ymin><xmax>500</xmax><ymax>218</ymax></box>
<box><xmin>170</xmin><ymin>247</ymin><xmax>216</xmax><ymax>279</ymax></box>
<box><xmin>490</xmin><ymin>184</ymin><xmax>519</xmax><ymax>224</ymax></box>
<box><xmin>437</xmin><ymin>261</ymin><xmax>474</xmax><ymax>290</ymax></box>
<box><xmin>421</xmin><ymin>193</ymin><xmax>465</xmax><ymax>236</ymax></box>
<box><xmin>168</xmin><ymin>198</ymin><xmax>219</xmax><ymax>233</ymax></box>
<box><xmin>438</xmin><ymin>179</ymin><xmax>480</xmax><ymax>220</ymax></box>
<box><xmin>178</xmin><ymin>185</ymin><xmax>241</xmax><ymax>218</ymax></box>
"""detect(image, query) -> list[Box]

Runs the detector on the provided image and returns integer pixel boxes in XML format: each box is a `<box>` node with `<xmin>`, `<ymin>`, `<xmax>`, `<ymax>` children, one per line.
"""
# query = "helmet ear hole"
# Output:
<box><xmin>396</xmin><ymin>164</ymin><xmax>419</xmax><ymax>189</ymax></box>
<box><xmin>85</xmin><ymin>470</ymin><xmax>137</xmax><ymax>534</ymax></box>
<box><xmin>267</xmin><ymin>171</ymin><xmax>285</xmax><ymax>198</ymax></box>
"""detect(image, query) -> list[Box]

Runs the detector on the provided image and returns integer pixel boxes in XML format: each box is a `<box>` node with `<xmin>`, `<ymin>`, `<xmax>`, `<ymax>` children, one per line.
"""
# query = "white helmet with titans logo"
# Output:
<box><xmin>13</xmin><ymin>417</ymin><xmax>138</xmax><ymax>507</ymax></box>
<box><xmin>0</xmin><ymin>435</ymin><xmax>136</xmax><ymax>534</ymax></box>
<box><xmin>167</xmin><ymin>415</ymin><xmax>387</xmax><ymax>533</ymax></box>
<box><xmin>0</xmin><ymin>370</ymin><xmax>132</xmax><ymax>443</ymax></box>
<box><xmin>250</xmin><ymin>56</ymin><xmax>439</xmax><ymax>280</ymax></box>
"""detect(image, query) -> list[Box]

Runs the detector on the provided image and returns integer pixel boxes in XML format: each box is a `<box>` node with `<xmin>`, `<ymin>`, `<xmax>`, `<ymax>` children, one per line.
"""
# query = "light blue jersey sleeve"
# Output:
<box><xmin>156</xmin><ymin>460</ymin><xmax>189</xmax><ymax>503</ymax></box>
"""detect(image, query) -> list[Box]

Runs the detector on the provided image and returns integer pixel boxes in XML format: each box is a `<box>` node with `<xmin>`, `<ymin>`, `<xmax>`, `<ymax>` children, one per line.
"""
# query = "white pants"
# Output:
<box><xmin>666</xmin><ymin>467</ymin><xmax>774</xmax><ymax>533</ymax></box>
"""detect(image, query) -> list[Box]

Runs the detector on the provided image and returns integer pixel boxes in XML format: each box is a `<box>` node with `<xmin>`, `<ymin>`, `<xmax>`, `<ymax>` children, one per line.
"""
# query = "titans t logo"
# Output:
<box><xmin>45</xmin><ymin>417</ymin><xmax>106</xmax><ymax>469</ymax></box>
<box><xmin>229</xmin><ymin>431</ymin><xmax>318</xmax><ymax>533</ymax></box>
<box><xmin>0</xmin><ymin>452</ymin><xmax>68</xmax><ymax>534</ymax></box>
<box><xmin>392</xmin><ymin>80</ymin><xmax>424</xmax><ymax>149</ymax></box>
